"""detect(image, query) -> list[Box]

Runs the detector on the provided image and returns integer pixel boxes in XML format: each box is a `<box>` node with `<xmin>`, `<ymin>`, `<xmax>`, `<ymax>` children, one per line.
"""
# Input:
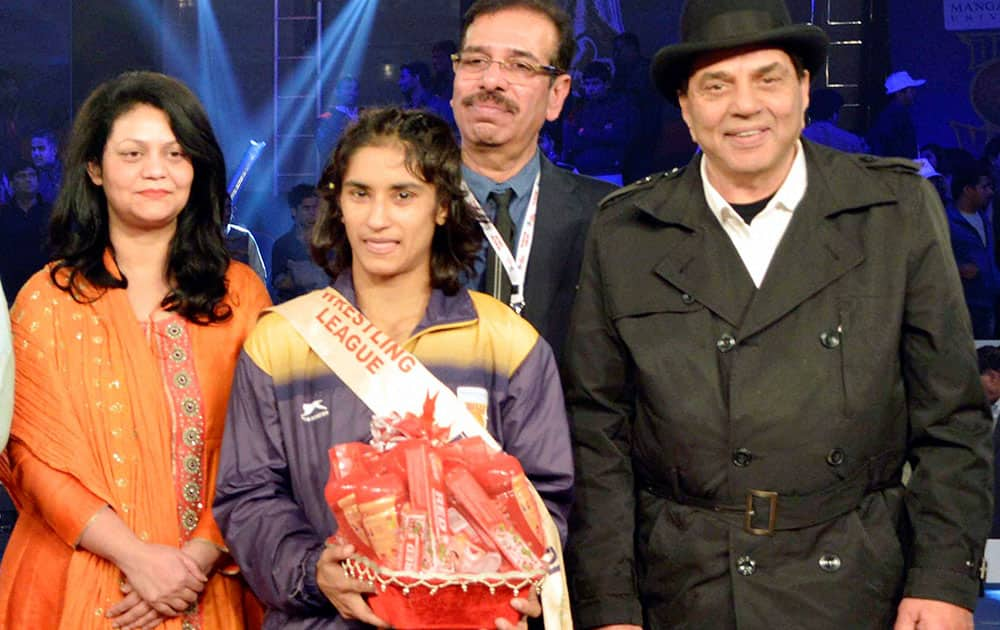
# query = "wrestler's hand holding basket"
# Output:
<box><xmin>324</xmin><ymin>396</ymin><xmax>548</xmax><ymax>629</ymax></box>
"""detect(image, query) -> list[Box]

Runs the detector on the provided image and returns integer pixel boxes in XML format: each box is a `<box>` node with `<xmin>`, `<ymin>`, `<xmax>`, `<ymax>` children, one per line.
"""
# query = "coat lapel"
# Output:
<box><xmin>524</xmin><ymin>157</ymin><xmax>575</xmax><ymax>319</ymax></box>
<box><xmin>737</xmin><ymin>143</ymin><xmax>893</xmax><ymax>340</ymax></box>
<box><xmin>640</xmin><ymin>160</ymin><xmax>757</xmax><ymax>328</ymax></box>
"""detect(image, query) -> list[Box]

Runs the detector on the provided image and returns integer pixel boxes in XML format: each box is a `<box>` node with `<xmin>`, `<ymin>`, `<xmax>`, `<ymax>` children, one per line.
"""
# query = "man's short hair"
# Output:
<box><xmin>7</xmin><ymin>159</ymin><xmax>36</xmax><ymax>180</ymax></box>
<box><xmin>31</xmin><ymin>129</ymin><xmax>58</xmax><ymax>147</ymax></box>
<box><xmin>583</xmin><ymin>61</ymin><xmax>612</xmax><ymax>83</ymax></box>
<box><xmin>951</xmin><ymin>159</ymin><xmax>990</xmax><ymax>201</ymax></box>
<box><xmin>978</xmin><ymin>345</ymin><xmax>1000</xmax><ymax>374</ymax></box>
<box><xmin>287</xmin><ymin>183</ymin><xmax>317</xmax><ymax>209</ymax></box>
<box><xmin>807</xmin><ymin>88</ymin><xmax>843</xmax><ymax>122</ymax></box>
<box><xmin>401</xmin><ymin>62</ymin><xmax>432</xmax><ymax>88</ymax></box>
<box><xmin>461</xmin><ymin>0</ymin><xmax>575</xmax><ymax>72</ymax></box>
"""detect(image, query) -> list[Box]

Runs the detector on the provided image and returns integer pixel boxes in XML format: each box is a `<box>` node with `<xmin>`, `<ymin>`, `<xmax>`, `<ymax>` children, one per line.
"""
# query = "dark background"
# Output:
<box><xmin>1</xmin><ymin>0</ymin><xmax>997</xmax><ymax>241</ymax></box>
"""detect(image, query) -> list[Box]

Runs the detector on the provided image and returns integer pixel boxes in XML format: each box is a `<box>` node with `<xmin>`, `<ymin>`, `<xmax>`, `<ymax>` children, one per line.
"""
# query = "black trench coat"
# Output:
<box><xmin>565</xmin><ymin>140</ymin><xmax>993</xmax><ymax>629</ymax></box>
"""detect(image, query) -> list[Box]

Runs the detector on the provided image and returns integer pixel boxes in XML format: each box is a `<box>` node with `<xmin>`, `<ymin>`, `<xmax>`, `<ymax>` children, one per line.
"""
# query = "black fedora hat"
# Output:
<box><xmin>651</xmin><ymin>0</ymin><xmax>829</xmax><ymax>105</ymax></box>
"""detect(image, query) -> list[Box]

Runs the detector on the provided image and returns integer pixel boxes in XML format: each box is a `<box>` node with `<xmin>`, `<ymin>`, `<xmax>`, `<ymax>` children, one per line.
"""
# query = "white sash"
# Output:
<box><xmin>270</xmin><ymin>287</ymin><xmax>572</xmax><ymax>630</ymax></box>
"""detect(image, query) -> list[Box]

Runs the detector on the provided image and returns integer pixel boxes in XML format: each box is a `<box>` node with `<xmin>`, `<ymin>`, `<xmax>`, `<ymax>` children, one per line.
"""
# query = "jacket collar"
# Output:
<box><xmin>523</xmin><ymin>154</ymin><xmax>579</xmax><ymax>317</ymax></box>
<box><xmin>536</xmin><ymin>153</ymin><xmax>577</xmax><ymax>209</ymax></box>
<box><xmin>331</xmin><ymin>271</ymin><xmax>478</xmax><ymax>337</ymax></box>
<box><xmin>634</xmin><ymin>140</ymin><xmax>892</xmax><ymax>335</ymax></box>
<box><xmin>461</xmin><ymin>149</ymin><xmax>541</xmax><ymax>204</ymax></box>
<box><xmin>700</xmin><ymin>140</ymin><xmax>808</xmax><ymax>228</ymax></box>
<box><xmin>636</xmin><ymin>140</ymin><xmax>896</xmax><ymax>228</ymax></box>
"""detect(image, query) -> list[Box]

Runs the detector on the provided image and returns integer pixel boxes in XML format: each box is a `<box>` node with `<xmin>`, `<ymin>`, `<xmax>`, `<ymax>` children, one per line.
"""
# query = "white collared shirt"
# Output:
<box><xmin>699</xmin><ymin>141</ymin><xmax>808</xmax><ymax>287</ymax></box>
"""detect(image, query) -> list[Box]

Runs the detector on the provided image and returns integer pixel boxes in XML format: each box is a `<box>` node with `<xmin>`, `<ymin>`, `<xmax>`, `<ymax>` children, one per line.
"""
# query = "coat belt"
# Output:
<box><xmin>639</xmin><ymin>450</ymin><xmax>905</xmax><ymax>536</ymax></box>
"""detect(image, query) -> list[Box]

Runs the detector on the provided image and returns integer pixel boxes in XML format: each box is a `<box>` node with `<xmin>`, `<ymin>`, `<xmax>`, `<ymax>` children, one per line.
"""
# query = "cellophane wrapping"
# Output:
<box><xmin>324</xmin><ymin>395</ymin><xmax>546</xmax><ymax>629</ymax></box>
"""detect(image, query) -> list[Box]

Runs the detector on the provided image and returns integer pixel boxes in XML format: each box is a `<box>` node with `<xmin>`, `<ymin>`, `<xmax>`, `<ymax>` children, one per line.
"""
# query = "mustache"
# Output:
<box><xmin>461</xmin><ymin>90</ymin><xmax>519</xmax><ymax>114</ymax></box>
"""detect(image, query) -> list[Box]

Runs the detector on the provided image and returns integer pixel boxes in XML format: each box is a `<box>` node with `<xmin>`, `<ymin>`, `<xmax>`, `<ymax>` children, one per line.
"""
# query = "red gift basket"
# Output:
<box><xmin>344</xmin><ymin>557</ymin><xmax>542</xmax><ymax>629</ymax></box>
<box><xmin>325</xmin><ymin>396</ymin><xmax>547</xmax><ymax>629</ymax></box>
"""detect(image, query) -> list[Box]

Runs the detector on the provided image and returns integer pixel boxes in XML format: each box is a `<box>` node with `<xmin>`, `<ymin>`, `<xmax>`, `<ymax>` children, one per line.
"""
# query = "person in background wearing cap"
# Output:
<box><xmin>915</xmin><ymin>156</ymin><xmax>949</xmax><ymax>204</ymax></box>
<box><xmin>868</xmin><ymin>70</ymin><xmax>926</xmax><ymax>159</ymax></box>
<box><xmin>564</xmin><ymin>0</ymin><xmax>991</xmax><ymax>628</ymax></box>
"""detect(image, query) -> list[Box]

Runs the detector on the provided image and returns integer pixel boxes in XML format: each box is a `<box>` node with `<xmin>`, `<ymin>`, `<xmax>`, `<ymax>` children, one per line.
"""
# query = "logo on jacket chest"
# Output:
<box><xmin>301</xmin><ymin>399</ymin><xmax>330</xmax><ymax>423</ymax></box>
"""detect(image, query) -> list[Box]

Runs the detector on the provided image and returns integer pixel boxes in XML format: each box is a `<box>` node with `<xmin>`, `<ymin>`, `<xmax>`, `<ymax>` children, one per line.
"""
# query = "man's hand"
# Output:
<box><xmin>495</xmin><ymin>587</ymin><xmax>542</xmax><ymax>630</ymax></box>
<box><xmin>315</xmin><ymin>543</ymin><xmax>389</xmax><ymax>628</ymax></box>
<box><xmin>959</xmin><ymin>263</ymin><xmax>979</xmax><ymax>279</ymax></box>
<box><xmin>894</xmin><ymin>597</ymin><xmax>973</xmax><ymax>630</ymax></box>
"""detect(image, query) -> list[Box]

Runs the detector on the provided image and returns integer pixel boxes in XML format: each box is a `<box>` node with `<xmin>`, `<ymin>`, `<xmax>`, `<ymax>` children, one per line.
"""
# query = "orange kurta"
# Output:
<box><xmin>0</xmin><ymin>260</ymin><xmax>270</xmax><ymax>630</ymax></box>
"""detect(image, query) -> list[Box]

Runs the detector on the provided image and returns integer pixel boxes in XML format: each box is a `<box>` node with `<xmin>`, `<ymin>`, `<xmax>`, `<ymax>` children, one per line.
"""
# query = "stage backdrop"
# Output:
<box><xmin>889</xmin><ymin>0</ymin><xmax>999</xmax><ymax>154</ymax></box>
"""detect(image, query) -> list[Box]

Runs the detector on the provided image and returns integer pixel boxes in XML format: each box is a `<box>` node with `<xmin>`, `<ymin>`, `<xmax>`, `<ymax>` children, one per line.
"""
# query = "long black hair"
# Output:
<box><xmin>49</xmin><ymin>70</ymin><xmax>232</xmax><ymax>323</ymax></box>
<box><xmin>313</xmin><ymin>107</ymin><xmax>482</xmax><ymax>295</ymax></box>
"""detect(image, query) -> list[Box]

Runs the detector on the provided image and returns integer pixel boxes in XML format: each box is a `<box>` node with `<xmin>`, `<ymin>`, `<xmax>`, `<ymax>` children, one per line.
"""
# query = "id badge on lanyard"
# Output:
<box><xmin>461</xmin><ymin>174</ymin><xmax>540</xmax><ymax>314</ymax></box>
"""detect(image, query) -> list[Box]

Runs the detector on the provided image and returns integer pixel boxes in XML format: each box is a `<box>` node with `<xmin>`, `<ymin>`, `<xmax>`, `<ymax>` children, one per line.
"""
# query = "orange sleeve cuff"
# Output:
<box><xmin>8</xmin><ymin>442</ymin><xmax>107</xmax><ymax>547</ymax></box>
<box><xmin>191</xmin><ymin>509</ymin><xmax>227</xmax><ymax>550</ymax></box>
<box><xmin>192</xmin><ymin>516</ymin><xmax>240</xmax><ymax>575</ymax></box>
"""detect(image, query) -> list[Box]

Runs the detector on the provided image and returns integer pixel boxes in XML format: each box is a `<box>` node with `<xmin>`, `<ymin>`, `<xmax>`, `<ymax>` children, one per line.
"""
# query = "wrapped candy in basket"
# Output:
<box><xmin>324</xmin><ymin>396</ymin><xmax>548</xmax><ymax>629</ymax></box>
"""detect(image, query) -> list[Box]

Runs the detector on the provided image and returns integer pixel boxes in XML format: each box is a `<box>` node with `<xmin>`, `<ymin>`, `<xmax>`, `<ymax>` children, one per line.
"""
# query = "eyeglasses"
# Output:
<box><xmin>451</xmin><ymin>52</ymin><xmax>563</xmax><ymax>82</ymax></box>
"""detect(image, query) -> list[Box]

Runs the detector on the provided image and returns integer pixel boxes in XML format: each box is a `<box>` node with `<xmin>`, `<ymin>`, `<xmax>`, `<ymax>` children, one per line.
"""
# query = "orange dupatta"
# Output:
<box><xmin>0</xmin><ymin>261</ymin><xmax>268</xmax><ymax>629</ymax></box>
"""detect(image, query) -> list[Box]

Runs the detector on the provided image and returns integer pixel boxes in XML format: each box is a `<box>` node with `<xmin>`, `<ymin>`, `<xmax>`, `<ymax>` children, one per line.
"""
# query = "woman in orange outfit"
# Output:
<box><xmin>0</xmin><ymin>71</ymin><xmax>269</xmax><ymax>630</ymax></box>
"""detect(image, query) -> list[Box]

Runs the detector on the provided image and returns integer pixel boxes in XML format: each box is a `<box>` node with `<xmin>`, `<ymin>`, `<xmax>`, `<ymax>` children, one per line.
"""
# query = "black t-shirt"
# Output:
<box><xmin>730</xmin><ymin>195</ymin><xmax>774</xmax><ymax>225</ymax></box>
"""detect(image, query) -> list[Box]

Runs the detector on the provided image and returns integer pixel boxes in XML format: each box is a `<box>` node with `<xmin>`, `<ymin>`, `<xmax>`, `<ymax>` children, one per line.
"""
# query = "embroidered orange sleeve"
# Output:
<box><xmin>7</xmin><ymin>440</ymin><xmax>108</xmax><ymax>547</ymax></box>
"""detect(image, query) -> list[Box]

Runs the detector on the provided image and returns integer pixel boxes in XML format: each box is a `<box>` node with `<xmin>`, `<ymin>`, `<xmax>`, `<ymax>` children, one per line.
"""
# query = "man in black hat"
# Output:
<box><xmin>564</xmin><ymin>0</ymin><xmax>991</xmax><ymax>628</ymax></box>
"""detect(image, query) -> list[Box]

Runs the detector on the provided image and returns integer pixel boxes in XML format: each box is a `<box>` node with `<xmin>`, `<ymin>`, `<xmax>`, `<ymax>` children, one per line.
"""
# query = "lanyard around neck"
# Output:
<box><xmin>461</xmin><ymin>173</ymin><xmax>541</xmax><ymax>314</ymax></box>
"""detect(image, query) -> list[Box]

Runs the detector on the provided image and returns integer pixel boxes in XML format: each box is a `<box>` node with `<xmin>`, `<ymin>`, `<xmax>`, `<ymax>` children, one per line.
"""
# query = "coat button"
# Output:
<box><xmin>819</xmin><ymin>330</ymin><xmax>842</xmax><ymax>349</ymax></box>
<box><xmin>681</xmin><ymin>292</ymin><xmax>695</xmax><ymax>304</ymax></box>
<box><xmin>736</xmin><ymin>555</ymin><xmax>756</xmax><ymax>576</ymax></box>
<box><xmin>819</xmin><ymin>553</ymin><xmax>842</xmax><ymax>572</ymax></box>
<box><xmin>826</xmin><ymin>448</ymin><xmax>846</xmax><ymax>466</ymax></box>
<box><xmin>717</xmin><ymin>333</ymin><xmax>736</xmax><ymax>353</ymax></box>
<box><xmin>732</xmin><ymin>448</ymin><xmax>753</xmax><ymax>467</ymax></box>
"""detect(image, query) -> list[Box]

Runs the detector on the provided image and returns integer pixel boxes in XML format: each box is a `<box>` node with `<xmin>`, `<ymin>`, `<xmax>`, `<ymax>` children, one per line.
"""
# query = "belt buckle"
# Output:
<box><xmin>744</xmin><ymin>489</ymin><xmax>778</xmax><ymax>536</ymax></box>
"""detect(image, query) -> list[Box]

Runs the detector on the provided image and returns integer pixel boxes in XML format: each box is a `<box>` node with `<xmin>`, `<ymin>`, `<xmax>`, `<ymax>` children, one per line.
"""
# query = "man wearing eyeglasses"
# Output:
<box><xmin>452</xmin><ymin>0</ymin><xmax>616</xmax><ymax>365</ymax></box>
